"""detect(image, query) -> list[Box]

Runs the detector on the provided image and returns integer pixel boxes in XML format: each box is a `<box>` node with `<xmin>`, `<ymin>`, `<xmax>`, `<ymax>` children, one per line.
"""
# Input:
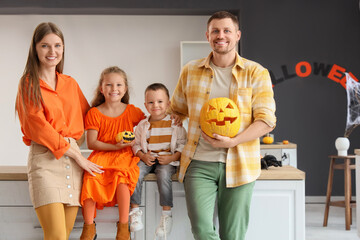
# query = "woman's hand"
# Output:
<box><xmin>73</xmin><ymin>155</ymin><xmax>104</xmax><ymax>176</ymax></box>
<box><xmin>65</xmin><ymin>146</ymin><xmax>103</xmax><ymax>176</ymax></box>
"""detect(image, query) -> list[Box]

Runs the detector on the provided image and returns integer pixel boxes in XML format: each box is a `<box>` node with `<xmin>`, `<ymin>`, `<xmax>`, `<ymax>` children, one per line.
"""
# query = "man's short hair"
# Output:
<box><xmin>207</xmin><ymin>11</ymin><xmax>239</xmax><ymax>30</ymax></box>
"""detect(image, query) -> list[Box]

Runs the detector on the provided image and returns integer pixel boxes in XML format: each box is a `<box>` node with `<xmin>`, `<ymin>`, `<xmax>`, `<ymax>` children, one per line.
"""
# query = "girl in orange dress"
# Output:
<box><xmin>80</xmin><ymin>66</ymin><xmax>145</xmax><ymax>240</ymax></box>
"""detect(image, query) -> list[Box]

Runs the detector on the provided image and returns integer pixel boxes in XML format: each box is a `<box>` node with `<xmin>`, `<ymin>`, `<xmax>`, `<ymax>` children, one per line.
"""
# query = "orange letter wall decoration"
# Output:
<box><xmin>295</xmin><ymin>61</ymin><xmax>312</xmax><ymax>77</ymax></box>
<box><xmin>328</xmin><ymin>64</ymin><xmax>346</xmax><ymax>83</ymax></box>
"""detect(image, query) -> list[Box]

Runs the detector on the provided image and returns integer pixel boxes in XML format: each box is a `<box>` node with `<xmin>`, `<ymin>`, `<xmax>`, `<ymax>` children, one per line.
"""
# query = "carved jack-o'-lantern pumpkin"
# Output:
<box><xmin>115</xmin><ymin>131</ymin><xmax>135</xmax><ymax>143</ymax></box>
<box><xmin>200</xmin><ymin>97</ymin><xmax>240</xmax><ymax>138</ymax></box>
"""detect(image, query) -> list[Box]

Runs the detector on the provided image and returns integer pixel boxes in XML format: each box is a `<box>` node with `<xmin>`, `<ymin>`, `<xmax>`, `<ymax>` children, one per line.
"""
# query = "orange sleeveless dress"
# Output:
<box><xmin>80</xmin><ymin>104</ymin><xmax>145</xmax><ymax>209</ymax></box>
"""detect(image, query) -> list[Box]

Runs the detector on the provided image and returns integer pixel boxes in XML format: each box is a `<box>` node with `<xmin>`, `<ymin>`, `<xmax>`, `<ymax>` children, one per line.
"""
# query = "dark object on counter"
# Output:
<box><xmin>261</xmin><ymin>155</ymin><xmax>282</xmax><ymax>170</ymax></box>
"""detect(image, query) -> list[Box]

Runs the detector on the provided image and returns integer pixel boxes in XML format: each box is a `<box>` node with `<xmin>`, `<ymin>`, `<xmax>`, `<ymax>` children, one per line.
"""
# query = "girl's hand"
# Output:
<box><xmin>201</xmin><ymin>131</ymin><xmax>236</xmax><ymax>149</ymax></box>
<box><xmin>115</xmin><ymin>140</ymin><xmax>135</xmax><ymax>149</ymax></box>
<box><xmin>141</xmin><ymin>151</ymin><xmax>156</xmax><ymax>166</ymax></box>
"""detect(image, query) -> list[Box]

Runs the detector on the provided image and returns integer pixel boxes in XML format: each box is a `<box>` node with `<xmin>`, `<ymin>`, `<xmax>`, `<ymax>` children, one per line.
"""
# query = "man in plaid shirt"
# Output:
<box><xmin>170</xmin><ymin>11</ymin><xmax>276</xmax><ymax>240</ymax></box>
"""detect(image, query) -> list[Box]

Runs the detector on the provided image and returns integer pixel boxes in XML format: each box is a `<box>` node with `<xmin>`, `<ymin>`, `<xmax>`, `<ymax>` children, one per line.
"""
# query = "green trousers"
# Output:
<box><xmin>184</xmin><ymin>160</ymin><xmax>255</xmax><ymax>240</ymax></box>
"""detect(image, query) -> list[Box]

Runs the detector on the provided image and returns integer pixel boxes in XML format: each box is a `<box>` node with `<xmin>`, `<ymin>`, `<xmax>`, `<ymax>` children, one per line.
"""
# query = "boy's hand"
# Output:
<box><xmin>142</xmin><ymin>151</ymin><xmax>156</xmax><ymax>166</ymax></box>
<box><xmin>157</xmin><ymin>155</ymin><xmax>175</xmax><ymax>165</ymax></box>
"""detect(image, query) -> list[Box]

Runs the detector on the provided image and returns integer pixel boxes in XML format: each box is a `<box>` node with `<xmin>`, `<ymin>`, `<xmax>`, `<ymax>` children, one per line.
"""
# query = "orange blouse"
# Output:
<box><xmin>16</xmin><ymin>73</ymin><xmax>90</xmax><ymax>159</ymax></box>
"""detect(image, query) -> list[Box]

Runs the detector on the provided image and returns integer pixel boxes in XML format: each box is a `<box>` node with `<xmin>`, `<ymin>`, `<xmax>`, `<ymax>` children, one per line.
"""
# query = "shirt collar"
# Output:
<box><xmin>198</xmin><ymin>51</ymin><xmax>245</xmax><ymax>70</ymax></box>
<box><xmin>39</xmin><ymin>72</ymin><xmax>61</xmax><ymax>91</ymax></box>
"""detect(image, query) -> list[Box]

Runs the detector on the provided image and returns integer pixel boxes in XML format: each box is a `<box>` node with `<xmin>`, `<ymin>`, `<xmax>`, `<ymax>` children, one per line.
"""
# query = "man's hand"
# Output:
<box><xmin>201</xmin><ymin>131</ymin><xmax>237</xmax><ymax>148</ymax></box>
<box><xmin>170</xmin><ymin>113</ymin><xmax>183</xmax><ymax>126</ymax></box>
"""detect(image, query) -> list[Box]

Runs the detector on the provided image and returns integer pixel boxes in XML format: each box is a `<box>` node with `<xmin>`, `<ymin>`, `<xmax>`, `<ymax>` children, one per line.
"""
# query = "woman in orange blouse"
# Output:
<box><xmin>15</xmin><ymin>22</ymin><xmax>103</xmax><ymax>240</ymax></box>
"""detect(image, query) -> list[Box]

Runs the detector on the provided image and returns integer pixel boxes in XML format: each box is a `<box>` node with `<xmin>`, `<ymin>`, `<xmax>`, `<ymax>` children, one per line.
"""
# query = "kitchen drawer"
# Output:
<box><xmin>0</xmin><ymin>207</ymin><xmax>42</xmax><ymax>240</ymax></box>
<box><xmin>0</xmin><ymin>180</ymin><xmax>145</xmax><ymax>239</ymax></box>
<box><xmin>0</xmin><ymin>206</ymin><xmax>145</xmax><ymax>240</ymax></box>
<box><xmin>0</xmin><ymin>181</ymin><xmax>31</xmax><ymax>205</ymax></box>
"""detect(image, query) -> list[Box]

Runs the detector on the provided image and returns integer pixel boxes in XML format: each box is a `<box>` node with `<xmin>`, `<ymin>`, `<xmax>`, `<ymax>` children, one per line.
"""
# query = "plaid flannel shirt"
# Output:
<box><xmin>171</xmin><ymin>52</ymin><xmax>276</xmax><ymax>187</ymax></box>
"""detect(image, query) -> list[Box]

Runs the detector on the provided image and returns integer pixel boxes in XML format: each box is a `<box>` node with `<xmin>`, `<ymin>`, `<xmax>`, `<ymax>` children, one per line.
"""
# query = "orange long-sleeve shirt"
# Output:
<box><xmin>16</xmin><ymin>72</ymin><xmax>90</xmax><ymax>159</ymax></box>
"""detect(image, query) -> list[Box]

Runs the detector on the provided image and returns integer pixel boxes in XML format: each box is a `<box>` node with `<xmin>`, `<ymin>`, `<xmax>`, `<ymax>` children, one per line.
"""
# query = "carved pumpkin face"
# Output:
<box><xmin>200</xmin><ymin>97</ymin><xmax>240</xmax><ymax>138</ymax></box>
<box><xmin>115</xmin><ymin>131</ymin><xmax>135</xmax><ymax>143</ymax></box>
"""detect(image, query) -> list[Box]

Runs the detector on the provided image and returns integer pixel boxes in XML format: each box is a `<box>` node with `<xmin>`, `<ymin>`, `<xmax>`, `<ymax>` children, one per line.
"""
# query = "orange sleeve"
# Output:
<box><xmin>85</xmin><ymin>108</ymin><xmax>100</xmax><ymax>131</ymax></box>
<box><xmin>16</xmin><ymin>95</ymin><xmax>70</xmax><ymax>159</ymax></box>
<box><xmin>130</xmin><ymin>105</ymin><xmax>146</xmax><ymax>127</ymax></box>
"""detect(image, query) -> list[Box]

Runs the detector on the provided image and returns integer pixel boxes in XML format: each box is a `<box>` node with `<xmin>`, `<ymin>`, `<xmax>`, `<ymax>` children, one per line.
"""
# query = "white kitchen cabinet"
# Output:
<box><xmin>145</xmin><ymin>174</ymin><xmax>305</xmax><ymax>240</ymax></box>
<box><xmin>0</xmin><ymin>181</ymin><xmax>42</xmax><ymax>240</ymax></box>
<box><xmin>247</xmin><ymin>180</ymin><xmax>305</xmax><ymax>240</ymax></box>
<box><xmin>0</xmin><ymin>165</ymin><xmax>304</xmax><ymax>240</ymax></box>
<box><xmin>0</xmin><ymin>180</ymin><xmax>145</xmax><ymax>240</ymax></box>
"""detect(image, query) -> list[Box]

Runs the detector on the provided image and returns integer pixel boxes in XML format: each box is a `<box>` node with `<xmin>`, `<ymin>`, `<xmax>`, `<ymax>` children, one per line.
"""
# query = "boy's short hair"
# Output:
<box><xmin>145</xmin><ymin>83</ymin><xmax>170</xmax><ymax>99</ymax></box>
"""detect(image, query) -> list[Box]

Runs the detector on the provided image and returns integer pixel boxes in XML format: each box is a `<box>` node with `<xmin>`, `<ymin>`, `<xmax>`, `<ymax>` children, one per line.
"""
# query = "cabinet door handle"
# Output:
<box><xmin>35</xmin><ymin>224</ymin><xmax>83</xmax><ymax>230</ymax></box>
<box><xmin>72</xmin><ymin>226</ymin><xmax>83</xmax><ymax>229</ymax></box>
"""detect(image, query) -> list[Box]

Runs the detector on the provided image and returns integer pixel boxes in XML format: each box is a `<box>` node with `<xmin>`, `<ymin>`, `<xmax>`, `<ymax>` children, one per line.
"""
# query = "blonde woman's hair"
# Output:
<box><xmin>16</xmin><ymin>22</ymin><xmax>65</xmax><ymax>113</ymax></box>
<box><xmin>91</xmin><ymin>66</ymin><xmax>130</xmax><ymax>107</ymax></box>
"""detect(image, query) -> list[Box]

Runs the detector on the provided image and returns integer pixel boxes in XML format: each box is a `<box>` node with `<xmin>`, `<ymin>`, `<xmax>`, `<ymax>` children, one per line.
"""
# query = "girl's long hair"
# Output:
<box><xmin>91</xmin><ymin>66</ymin><xmax>130</xmax><ymax>107</ymax></box>
<box><xmin>16</xmin><ymin>22</ymin><xmax>65</xmax><ymax>113</ymax></box>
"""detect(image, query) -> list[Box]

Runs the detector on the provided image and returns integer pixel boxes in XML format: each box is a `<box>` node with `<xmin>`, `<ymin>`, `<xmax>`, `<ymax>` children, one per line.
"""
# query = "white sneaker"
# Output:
<box><xmin>129</xmin><ymin>209</ymin><xmax>144</xmax><ymax>232</ymax></box>
<box><xmin>155</xmin><ymin>215</ymin><xmax>172</xmax><ymax>238</ymax></box>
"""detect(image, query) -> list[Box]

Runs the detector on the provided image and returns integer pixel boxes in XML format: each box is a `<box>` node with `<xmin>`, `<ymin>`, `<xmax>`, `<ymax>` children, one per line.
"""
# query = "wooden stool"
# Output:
<box><xmin>323</xmin><ymin>155</ymin><xmax>356</xmax><ymax>230</ymax></box>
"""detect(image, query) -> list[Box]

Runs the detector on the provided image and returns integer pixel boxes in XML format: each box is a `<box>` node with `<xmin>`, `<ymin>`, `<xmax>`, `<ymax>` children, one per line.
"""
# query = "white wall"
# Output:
<box><xmin>0</xmin><ymin>15</ymin><xmax>209</xmax><ymax>166</ymax></box>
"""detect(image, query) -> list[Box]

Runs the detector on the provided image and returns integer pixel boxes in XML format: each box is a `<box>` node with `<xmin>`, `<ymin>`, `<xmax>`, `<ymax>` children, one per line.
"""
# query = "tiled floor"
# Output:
<box><xmin>306</xmin><ymin>203</ymin><xmax>359</xmax><ymax>240</ymax></box>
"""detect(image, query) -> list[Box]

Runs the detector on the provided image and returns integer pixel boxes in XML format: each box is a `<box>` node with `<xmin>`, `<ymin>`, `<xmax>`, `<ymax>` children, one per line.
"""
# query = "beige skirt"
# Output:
<box><xmin>27</xmin><ymin>138</ymin><xmax>84</xmax><ymax>209</ymax></box>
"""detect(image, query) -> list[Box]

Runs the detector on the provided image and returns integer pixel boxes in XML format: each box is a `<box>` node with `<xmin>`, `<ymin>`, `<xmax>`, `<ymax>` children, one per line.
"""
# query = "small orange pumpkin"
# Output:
<box><xmin>200</xmin><ymin>97</ymin><xmax>240</xmax><ymax>138</ymax></box>
<box><xmin>115</xmin><ymin>131</ymin><xmax>135</xmax><ymax>143</ymax></box>
<box><xmin>262</xmin><ymin>134</ymin><xmax>274</xmax><ymax>144</ymax></box>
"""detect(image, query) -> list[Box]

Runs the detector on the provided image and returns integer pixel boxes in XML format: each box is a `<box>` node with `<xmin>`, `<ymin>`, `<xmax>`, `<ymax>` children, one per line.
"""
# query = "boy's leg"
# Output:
<box><xmin>130</xmin><ymin>161</ymin><xmax>152</xmax><ymax>232</ymax></box>
<box><xmin>130</xmin><ymin>161</ymin><xmax>152</xmax><ymax>207</ymax></box>
<box><xmin>154</xmin><ymin>164</ymin><xmax>176</xmax><ymax>208</ymax></box>
<box><xmin>154</xmin><ymin>164</ymin><xmax>176</xmax><ymax>237</ymax></box>
<box><xmin>218</xmin><ymin>170</ymin><xmax>255</xmax><ymax>240</ymax></box>
<box><xmin>183</xmin><ymin>160</ymin><xmax>220</xmax><ymax>240</ymax></box>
